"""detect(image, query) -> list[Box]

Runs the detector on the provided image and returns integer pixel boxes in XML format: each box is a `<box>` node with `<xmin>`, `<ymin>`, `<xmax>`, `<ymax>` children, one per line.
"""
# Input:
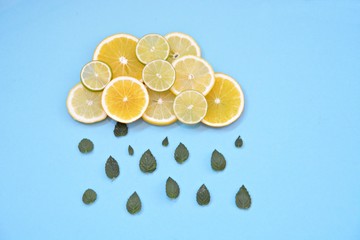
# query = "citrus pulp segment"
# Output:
<box><xmin>173</xmin><ymin>90</ymin><xmax>208</xmax><ymax>124</ymax></box>
<box><xmin>142</xmin><ymin>89</ymin><xmax>177</xmax><ymax>126</ymax></box>
<box><xmin>101</xmin><ymin>76</ymin><xmax>149</xmax><ymax>123</ymax></box>
<box><xmin>202</xmin><ymin>73</ymin><xmax>244</xmax><ymax>127</ymax></box>
<box><xmin>142</xmin><ymin>60</ymin><xmax>175</xmax><ymax>92</ymax></box>
<box><xmin>80</xmin><ymin>61</ymin><xmax>112</xmax><ymax>91</ymax></box>
<box><xmin>136</xmin><ymin>34</ymin><xmax>170</xmax><ymax>64</ymax></box>
<box><xmin>165</xmin><ymin>32</ymin><xmax>201</xmax><ymax>63</ymax></box>
<box><xmin>171</xmin><ymin>55</ymin><xmax>215</xmax><ymax>96</ymax></box>
<box><xmin>66</xmin><ymin>83</ymin><xmax>107</xmax><ymax>124</ymax></box>
<box><xmin>93</xmin><ymin>34</ymin><xmax>144</xmax><ymax>80</ymax></box>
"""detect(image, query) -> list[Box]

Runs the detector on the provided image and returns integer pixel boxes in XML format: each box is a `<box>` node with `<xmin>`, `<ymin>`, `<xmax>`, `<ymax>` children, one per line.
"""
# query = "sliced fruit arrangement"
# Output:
<box><xmin>102</xmin><ymin>77</ymin><xmax>149</xmax><ymax>123</ymax></box>
<box><xmin>93</xmin><ymin>33</ymin><xmax>144</xmax><ymax>80</ymax></box>
<box><xmin>81</xmin><ymin>60</ymin><xmax>112</xmax><ymax>91</ymax></box>
<box><xmin>173</xmin><ymin>90</ymin><xmax>208</xmax><ymax>124</ymax></box>
<box><xmin>142</xmin><ymin>60</ymin><xmax>175</xmax><ymax>92</ymax></box>
<box><xmin>136</xmin><ymin>34</ymin><xmax>170</xmax><ymax>64</ymax></box>
<box><xmin>142</xmin><ymin>89</ymin><xmax>177</xmax><ymax>126</ymax></box>
<box><xmin>165</xmin><ymin>32</ymin><xmax>201</xmax><ymax>63</ymax></box>
<box><xmin>66</xmin><ymin>32</ymin><xmax>244</xmax><ymax>127</ymax></box>
<box><xmin>66</xmin><ymin>83</ymin><xmax>107</xmax><ymax>123</ymax></box>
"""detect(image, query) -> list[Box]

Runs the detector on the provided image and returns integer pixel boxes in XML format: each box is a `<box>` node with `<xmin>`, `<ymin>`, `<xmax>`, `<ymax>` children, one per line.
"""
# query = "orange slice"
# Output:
<box><xmin>202</xmin><ymin>73</ymin><xmax>244</xmax><ymax>127</ymax></box>
<box><xmin>93</xmin><ymin>34</ymin><xmax>144</xmax><ymax>80</ymax></box>
<box><xmin>102</xmin><ymin>77</ymin><xmax>149</xmax><ymax>123</ymax></box>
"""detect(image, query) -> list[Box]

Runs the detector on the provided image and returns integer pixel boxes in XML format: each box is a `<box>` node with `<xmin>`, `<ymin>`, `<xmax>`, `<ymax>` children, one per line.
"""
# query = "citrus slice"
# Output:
<box><xmin>165</xmin><ymin>32</ymin><xmax>201</xmax><ymax>63</ymax></box>
<box><xmin>93</xmin><ymin>34</ymin><xmax>144</xmax><ymax>80</ymax></box>
<box><xmin>171</xmin><ymin>56</ymin><xmax>215</xmax><ymax>96</ymax></box>
<box><xmin>173</xmin><ymin>90</ymin><xmax>207</xmax><ymax>124</ymax></box>
<box><xmin>80</xmin><ymin>61</ymin><xmax>112</xmax><ymax>91</ymax></box>
<box><xmin>202</xmin><ymin>73</ymin><xmax>245</xmax><ymax>127</ymax></box>
<box><xmin>142</xmin><ymin>89</ymin><xmax>177</xmax><ymax>126</ymax></box>
<box><xmin>142</xmin><ymin>60</ymin><xmax>175</xmax><ymax>92</ymax></box>
<box><xmin>66</xmin><ymin>83</ymin><xmax>107</xmax><ymax>124</ymax></box>
<box><xmin>102</xmin><ymin>76</ymin><xmax>149</xmax><ymax>123</ymax></box>
<box><xmin>136</xmin><ymin>34</ymin><xmax>170</xmax><ymax>64</ymax></box>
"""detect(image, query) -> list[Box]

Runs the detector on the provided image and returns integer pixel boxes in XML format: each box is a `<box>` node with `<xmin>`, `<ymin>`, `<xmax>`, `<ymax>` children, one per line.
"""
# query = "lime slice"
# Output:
<box><xmin>142</xmin><ymin>89</ymin><xmax>177</xmax><ymax>126</ymax></box>
<box><xmin>66</xmin><ymin>83</ymin><xmax>107</xmax><ymax>123</ymax></box>
<box><xmin>80</xmin><ymin>61</ymin><xmax>112</xmax><ymax>91</ymax></box>
<box><xmin>165</xmin><ymin>32</ymin><xmax>201</xmax><ymax>63</ymax></box>
<box><xmin>173</xmin><ymin>90</ymin><xmax>207</xmax><ymax>124</ymax></box>
<box><xmin>171</xmin><ymin>55</ymin><xmax>215</xmax><ymax>96</ymax></box>
<box><xmin>142</xmin><ymin>60</ymin><xmax>175</xmax><ymax>92</ymax></box>
<box><xmin>136</xmin><ymin>34</ymin><xmax>170</xmax><ymax>64</ymax></box>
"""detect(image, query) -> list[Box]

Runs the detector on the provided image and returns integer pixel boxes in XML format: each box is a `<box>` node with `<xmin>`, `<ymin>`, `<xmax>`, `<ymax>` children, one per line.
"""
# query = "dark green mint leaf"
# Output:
<box><xmin>196</xmin><ymin>184</ymin><xmax>210</xmax><ymax>206</ymax></box>
<box><xmin>128</xmin><ymin>145</ymin><xmax>134</xmax><ymax>156</ymax></box>
<box><xmin>235</xmin><ymin>136</ymin><xmax>243</xmax><ymax>148</ymax></box>
<box><xmin>162</xmin><ymin>137</ymin><xmax>169</xmax><ymax>147</ymax></box>
<box><xmin>174</xmin><ymin>143</ymin><xmax>189</xmax><ymax>163</ymax></box>
<box><xmin>211</xmin><ymin>149</ymin><xmax>226</xmax><ymax>171</ymax></box>
<box><xmin>78</xmin><ymin>138</ymin><xmax>93</xmax><ymax>153</ymax></box>
<box><xmin>105</xmin><ymin>156</ymin><xmax>119</xmax><ymax>179</ymax></box>
<box><xmin>82</xmin><ymin>189</ymin><xmax>97</xmax><ymax>205</ymax></box>
<box><xmin>236</xmin><ymin>185</ymin><xmax>251</xmax><ymax>209</ymax></box>
<box><xmin>126</xmin><ymin>192</ymin><xmax>141</xmax><ymax>214</ymax></box>
<box><xmin>114</xmin><ymin>122</ymin><xmax>128</xmax><ymax>137</ymax></box>
<box><xmin>166</xmin><ymin>177</ymin><xmax>180</xmax><ymax>199</ymax></box>
<box><xmin>139</xmin><ymin>149</ymin><xmax>157</xmax><ymax>173</ymax></box>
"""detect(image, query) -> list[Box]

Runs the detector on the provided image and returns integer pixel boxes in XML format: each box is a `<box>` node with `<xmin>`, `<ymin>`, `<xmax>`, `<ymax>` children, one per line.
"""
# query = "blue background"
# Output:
<box><xmin>1</xmin><ymin>0</ymin><xmax>360</xmax><ymax>239</ymax></box>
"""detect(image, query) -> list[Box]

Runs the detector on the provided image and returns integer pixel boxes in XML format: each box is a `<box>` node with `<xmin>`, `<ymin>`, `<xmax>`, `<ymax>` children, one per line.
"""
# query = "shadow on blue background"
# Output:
<box><xmin>0</xmin><ymin>0</ymin><xmax>359</xmax><ymax>239</ymax></box>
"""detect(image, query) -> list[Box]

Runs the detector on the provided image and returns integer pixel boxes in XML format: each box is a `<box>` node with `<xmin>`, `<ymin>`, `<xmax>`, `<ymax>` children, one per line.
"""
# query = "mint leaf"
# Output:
<box><xmin>196</xmin><ymin>184</ymin><xmax>210</xmax><ymax>206</ymax></box>
<box><xmin>236</xmin><ymin>185</ymin><xmax>251</xmax><ymax>209</ymax></box>
<box><xmin>235</xmin><ymin>136</ymin><xmax>243</xmax><ymax>148</ymax></box>
<box><xmin>128</xmin><ymin>145</ymin><xmax>134</xmax><ymax>156</ymax></box>
<box><xmin>174</xmin><ymin>143</ymin><xmax>189</xmax><ymax>163</ymax></box>
<box><xmin>166</xmin><ymin>177</ymin><xmax>180</xmax><ymax>199</ymax></box>
<box><xmin>114</xmin><ymin>122</ymin><xmax>128</xmax><ymax>137</ymax></box>
<box><xmin>105</xmin><ymin>156</ymin><xmax>120</xmax><ymax>179</ymax></box>
<box><xmin>78</xmin><ymin>138</ymin><xmax>94</xmax><ymax>153</ymax></box>
<box><xmin>162</xmin><ymin>137</ymin><xmax>169</xmax><ymax>147</ymax></box>
<box><xmin>211</xmin><ymin>149</ymin><xmax>226</xmax><ymax>171</ymax></box>
<box><xmin>126</xmin><ymin>192</ymin><xmax>141</xmax><ymax>214</ymax></box>
<box><xmin>82</xmin><ymin>189</ymin><xmax>97</xmax><ymax>205</ymax></box>
<box><xmin>139</xmin><ymin>149</ymin><xmax>157</xmax><ymax>173</ymax></box>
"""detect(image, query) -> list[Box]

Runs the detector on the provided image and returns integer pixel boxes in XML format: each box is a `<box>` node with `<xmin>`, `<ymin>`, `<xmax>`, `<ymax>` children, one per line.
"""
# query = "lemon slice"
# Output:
<box><xmin>80</xmin><ymin>61</ymin><xmax>112</xmax><ymax>91</ymax></box>
<box><xmin>202</xmin><ymin>73</ymin><xmax>245</xmax><ymax>127</ymax></box>
<box><xmin>142</xmin><ymin>89</ymin><xmax>177</xmax><ymax>126</ymax></box>
<box><xmin>165</xmin><ymin>32</ymin><xmax>201</xmax><ymax>63</ymax></box>
<box><xmin>66</xmin><ymin>83</ymin><xmax>107</xmax><ymax>123</ymax></box>
<box><xmin>171</xmin><ymin>56</ymin><xmax>215</xmax><ymax>96</ymax></box>
<box><xmin>102</xmin><ymin>76</ymin><xmax>149</xmax><ymax>123</ymax></box>
<box><xmin>142</xmin><ymin>60</ymin><xmax>175</xmax><ymax>92</ymax></box>
<box><xmin>93</xmin><ymin>34</ymin><xmax>144</xmax><ymax>80</ymax></box>
<box><xmin>136</xmin><ymin>34</ymin><xmax>170</xmax><ymax>64</ymax></box>
<box><xmin>173</xmin><ymin>90</ymin><xmax>207</xmax><ymax>124</ymax></box>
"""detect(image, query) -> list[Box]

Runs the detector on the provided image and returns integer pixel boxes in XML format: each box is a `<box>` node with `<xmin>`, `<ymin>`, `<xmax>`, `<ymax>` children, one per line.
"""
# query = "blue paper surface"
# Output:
<box><xmin>0</xmin><ymin>0</ymin><xmax>360</xmax><ymax>239</ymax></box>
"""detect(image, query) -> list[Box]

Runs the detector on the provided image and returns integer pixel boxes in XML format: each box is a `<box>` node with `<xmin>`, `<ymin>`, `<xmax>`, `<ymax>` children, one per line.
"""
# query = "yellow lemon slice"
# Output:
<box><xmin>202</xmin><ymin>73</ymin><xmax>245</xmax><ymax>127</ymax></box>
<box><xmin>165</xmin><ymin>32</ymin><xmax>201</xmax><ymax>63</ymax></box>
<box><xmin>171</xmin><ymin>56</ymin><xmax>215</xmax><ymax>96</ymax></box>
<box><xmin>80</xmin><ymin>61</ymin><xmax>112</xmax><ymax>91</ymax></box>
<box><xmin>142</xmin><ymin>60</ymin><xmax>175</xmax><ymax>92</ymax></box>
<box><xmin>66</xmin><ymin>83</ymin><xmax>107</xmax><ymax>124</ymax></box>
<box><xmin>136</xmin><ymin>34</ymin><xmax>170</xmax><ymax>64</ymax></box>
<box><xmin>142</xmin><ymin>89</ymin><xmax>177</xmax><ymax>126</ymax></box>
<box><xmin>102</xmin><ymin>77</ymin><xmax>149</xmax><ymax>123</ymax></box>
<box><xmin>173</xmin><ymin>90</ymin><xmax>207</xmax><ymax>124</ymax></box>
<box><xmin>93</xmin><ymin>34</ymin><xmax>144</xmax><ymax>80</ymax></box>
